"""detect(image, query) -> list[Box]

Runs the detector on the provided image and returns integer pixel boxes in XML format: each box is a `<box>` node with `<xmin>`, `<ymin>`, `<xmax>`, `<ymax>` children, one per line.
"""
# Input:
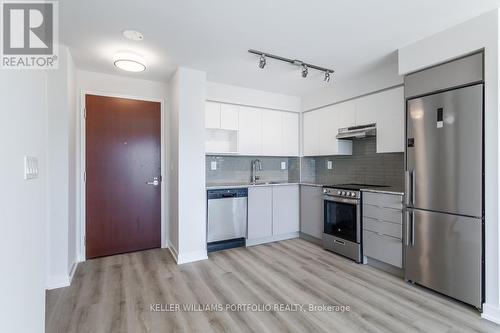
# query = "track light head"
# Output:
<box><xmin>258</xmin><ymin>54</ymin><xmax>266</xmax><ymax>69</ymax></box>
<box><xmin>301</xmin><ymin>64</ymin><xmax>308</xmax><ymax>78</ymax></box>
<box><xmin>324</xmin><ymin>70</ymin><xmax>331</xmax><ymax>83</ymax></box>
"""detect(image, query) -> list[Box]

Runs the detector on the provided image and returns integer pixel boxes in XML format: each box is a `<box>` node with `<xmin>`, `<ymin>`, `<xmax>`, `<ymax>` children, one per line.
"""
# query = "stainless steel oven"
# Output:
<box><xmin>322</xmin><ymin>187</ymin><xmax>362</xmax><ymax>262</ymax></box>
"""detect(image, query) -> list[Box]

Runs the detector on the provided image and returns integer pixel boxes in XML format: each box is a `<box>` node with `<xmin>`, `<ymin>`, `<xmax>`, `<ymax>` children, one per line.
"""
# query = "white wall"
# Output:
<box><xmin>168</xmin><ymin>67</ymin><xmax>208</xmax><ymax>264</ymax></box>
<box><xmin>0</xmin><ymin>71</ymin><xmax>48</xmax><ymax>332</ymax></box>
<box><xmin>46</xmin><ymin>45</ymin><xmax>78</xmax><ymax>289</ymax></box>
<box><xmin>301</xmin><ymin>58</ymin><xmax>402</xmax><ymax>111</ymax></box>
<box><xmin>207</xmin><ymin>81</ymin><xmax>301</xmax><ymax>112</ymax></box>
<box><xmin>398</xmin><ymin>9</ymin><xmax>500</xmax><ymax>324</ymax></box>
<box><xmin>75</xmin><ymin>70</ymin><xmax>170</xmax><ymax>261</ymax></box>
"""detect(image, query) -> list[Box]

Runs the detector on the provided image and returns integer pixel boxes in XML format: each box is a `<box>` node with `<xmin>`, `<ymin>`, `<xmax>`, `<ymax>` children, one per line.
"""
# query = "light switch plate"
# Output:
<box><xmin>327</xmin><ymin>160</ymin><xmax>333</xmax><ymax>170</ymax></box>
<box><xmin>24</xmin><ymin>156</ymin><xmax>39</xmax><ymax>180</ymax></box>
<box><xmin>210</xmin><ymin>161</ymin><xmax>217</xmax><ymax>171</ymax></box>
<box><xmin>281</xmin><ymin>161</ymin><xmax>287</xmax><ymax>170</ymax></box>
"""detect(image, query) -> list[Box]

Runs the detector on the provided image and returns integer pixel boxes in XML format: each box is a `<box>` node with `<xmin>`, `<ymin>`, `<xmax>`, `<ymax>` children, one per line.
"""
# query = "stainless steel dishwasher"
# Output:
<box><xmin>207</xmin><ymin>188</ymin><xmax>247</xmax><ymax>252</ymax></box>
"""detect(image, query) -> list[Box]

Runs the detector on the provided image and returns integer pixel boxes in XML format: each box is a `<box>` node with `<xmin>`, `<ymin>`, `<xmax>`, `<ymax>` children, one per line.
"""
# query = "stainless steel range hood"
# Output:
<box><xmin>336</xmin><ymin>123</ymin><xmax>376</xmax><ymax>140</ymax></box>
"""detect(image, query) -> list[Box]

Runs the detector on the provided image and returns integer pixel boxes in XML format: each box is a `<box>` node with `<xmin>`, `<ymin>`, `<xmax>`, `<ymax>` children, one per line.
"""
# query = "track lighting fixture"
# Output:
<box><xmin>324</xmin><ymin>70</ymin><xmax>331</xmax><ymax>83</ymax></box>
<box><xmin>258</xmin><ymin>54</ymin><xmax>266</xmax><ymax>69</ymax></box>
<box><xmin>301</xmin><ymin>64</ymin><xmax>308</xmax><ymax>78</ymax></box>
<box><xmin>248</xmin><ymin>49</ymin><xmax>334</xmax><ymax>82</ymax></box>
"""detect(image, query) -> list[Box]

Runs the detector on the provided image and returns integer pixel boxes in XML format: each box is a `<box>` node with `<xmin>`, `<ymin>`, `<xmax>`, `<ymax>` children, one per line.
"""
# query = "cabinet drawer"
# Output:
<box><xmin>363</xmin><ymin>192</ymin><xmax>402</xmax><ymax>210</ymax></box>
<box><xmin>363</xmin><ymin>229</ymin><xmax>403</xmax><ymax>268</ymax></box>
<box><xmin>363</xmin><ymin>204</ymin><xmax>402</xmax><ymax>224</ymax></box>
<box><xmin>363</xmin><ymin>217</ymin><xmax>402</xmax><ymax>239</ymax></box>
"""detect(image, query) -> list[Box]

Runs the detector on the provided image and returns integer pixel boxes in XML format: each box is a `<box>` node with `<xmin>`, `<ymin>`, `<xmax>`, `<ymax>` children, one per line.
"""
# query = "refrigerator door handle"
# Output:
<box><xmin>411</xmin><ymin>210</ymin><xmax>415</xmax><ymax>246</ymax></box>
<box><xmin>405</xmin><ymin>209</ymin><xmax>415</xmax><ymax>247</ymax></box>
<box><xmin>405</xmin><ymin>170</ymin><xmax>416</xmax><ymax>205</ymax></box>
<box><xmin>411</xmin><ymin>170</ymin><xmax>416</xmax><ymax>206</ymax></box>
<box><xmin>405</xmin><ymin>210</ymin><xmax>411</xmax><ymax>246</ymax></box>
<box><xmin>405</xmin><ymin>171</ymin><xmax>411</xmax><ymax>205</ymax></box>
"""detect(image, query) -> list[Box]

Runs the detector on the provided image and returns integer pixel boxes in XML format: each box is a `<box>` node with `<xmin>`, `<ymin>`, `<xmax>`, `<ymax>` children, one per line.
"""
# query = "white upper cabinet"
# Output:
<box><xmin>282</xmin><ymin>112</ymin><xmax>299</xmax><ymax>156</ymax></box>
<box><xmin>302</xmin><ymin>87</ymin><xmax>404</xmax><ymax>156</ymax></box>
<box><xmin>303</xmin><ymin>111</ymin><xmax>321</xmax><ymax>156</ymax></box>
<box><xmin>262</xmin><ymin>110</ymin><xmax>283</xmax><ymax>156</ymax></box>
<box><xmin>304</xmin><ymin>102</ymin><xmax>353</xmax><ymax>156</ymax></box>
<box><xmin>220</xmin><ymin>104</ymin><xmax>239</xmax><ymax>130</ymax></box>
<box><xmin>355</xmin><ymin>95</ymin><xmax>378</xmax><ymax>126</ymax></box>
<box><xmin>238</xmin><ymin>106</ymin><xmax>262</xmax><ymax>155</ymax></box>
<box><xmin>373</xmin><ymin>87</ymin><xmax>404</xmax><ymax>153</ymax></box>
<box><xmin>205</xmin><ymin>101</ymin><xmax>221</xmax><ymax>129</ymax></box>
<box><xmin>205</xmin><ymin>101</ymin><xmax>300</xmax><ymax>156</ymax></box>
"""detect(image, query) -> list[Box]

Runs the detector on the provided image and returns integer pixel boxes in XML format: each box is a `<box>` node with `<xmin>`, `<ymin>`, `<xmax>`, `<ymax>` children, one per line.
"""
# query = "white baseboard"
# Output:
<box><xmin>46</xmin><ymin>275</ymin><xmax>70</xmax><ymax>290</ymax></box>
<box><xmin>68</xmin><ymin>261</ymin><xmax>78</xmax><ymax>284</ymax></box>
<box><xmin>482</xmin><ymin>303</ymin><xmax>500</xmax><ymax>325</ymax></box>
<box><xmin>46</xmin><ymin>261</ymin><xmax>80</xmax><ymax>290</ymax></box>
<box><xmin>167</xmin><ymin>240</ymin><xmax>179</xmax><ymax>262</ymax></box>
<box><xmin>246</xmin><ymin>232</ymin><xmax>299</xmax><ymax>247</ymax></box>
<box><xmin>177</xmin><ymin>250</ymin><xmax>208</xmax><ymax>265</ymax></box>
<box><xmin>167</xmin><ymin>239</ymin><xmax>207</xmax><ymax>264</ymax></box>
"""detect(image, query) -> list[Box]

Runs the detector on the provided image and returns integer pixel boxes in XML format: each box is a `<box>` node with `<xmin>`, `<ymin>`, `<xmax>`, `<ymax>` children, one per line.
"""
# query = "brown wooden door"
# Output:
<box><xmin>85</xmin><ymin>95</ymin><xmax>161</xmax><ymax>259</ymax></box>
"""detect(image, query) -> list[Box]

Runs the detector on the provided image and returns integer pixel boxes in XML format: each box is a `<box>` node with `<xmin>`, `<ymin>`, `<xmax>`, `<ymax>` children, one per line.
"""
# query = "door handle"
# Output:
<box><xmin>405</xmin><ymin>210</ymin><xmax>415</xmax><ymax>246</ymax></box>
<box><xmin>405</xmin><ymin>170</ymin><xmax>416</xmax><ymax>205</ymax></box>
<box><xmin>405</xmin><ymin>210</ymin><xmax>412</xmax><ymax>246</ymax></box>
<box><xmin>146</xmin><ymin>176</ymin><xmax>161</xmax><ymax>186</ymax></box>
<box><xmin>333</xmin><ymin>239</ymin><xmax>345</xmax><ymax>246</ymax></box>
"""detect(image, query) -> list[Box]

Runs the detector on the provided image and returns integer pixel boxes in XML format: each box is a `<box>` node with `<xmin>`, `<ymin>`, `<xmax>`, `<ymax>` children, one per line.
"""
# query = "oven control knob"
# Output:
<box><xmin>337</xmin><ymin>190</ymin><xmax>341</xmax><ymax>195</ymax></box>
<box><xmin>351</xmin><ymin>192</ymin><xmax>356</xmax><ymax>197</ymax></box>
<box><xmin>341</xmin><ymin>191</ymin><xmax>346</xmax><ymax>196</ymax></box>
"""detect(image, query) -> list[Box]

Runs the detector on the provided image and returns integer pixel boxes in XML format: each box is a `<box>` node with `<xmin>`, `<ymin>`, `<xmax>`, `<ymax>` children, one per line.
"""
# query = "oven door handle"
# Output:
<box><xmin>323</xmin><ymin>196</ymin><xmax>359</xmax><ymax>205</ymax></box>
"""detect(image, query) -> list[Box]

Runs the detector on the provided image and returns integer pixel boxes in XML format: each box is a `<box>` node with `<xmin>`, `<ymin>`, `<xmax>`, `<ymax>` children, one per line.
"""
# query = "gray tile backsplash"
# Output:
<box><xmin>302</xmin><ymin>138</ymin><xmax>404</xmax><ymax>188</ymax></box>
<box><xmin>206</xmin><ymin>155</ymin><xmax>301</xmax><ymax>184</ymax></box>
<box><xmin>206</xmin><ymin>138</ymin><xmax>404</xmax><ymax>187</ymax></box>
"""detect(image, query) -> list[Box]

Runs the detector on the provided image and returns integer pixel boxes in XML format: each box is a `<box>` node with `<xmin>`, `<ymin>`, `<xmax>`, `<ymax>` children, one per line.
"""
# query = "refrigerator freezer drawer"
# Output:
<box><xmin>405</xmin><ymin>209</ymin><xmax>482</xmax><ymax>308</ymax></box>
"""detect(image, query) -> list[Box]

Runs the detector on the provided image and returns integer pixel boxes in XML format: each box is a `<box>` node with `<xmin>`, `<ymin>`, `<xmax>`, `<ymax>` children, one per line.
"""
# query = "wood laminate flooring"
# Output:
<box><xmin>46</xmin><ymin>239</ymin><xmax>499</xmax><ymax>333</ymax></box>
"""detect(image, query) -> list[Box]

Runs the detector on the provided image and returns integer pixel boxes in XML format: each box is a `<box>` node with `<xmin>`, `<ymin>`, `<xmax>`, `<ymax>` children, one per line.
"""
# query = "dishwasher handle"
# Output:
<box><xmin>207</xmin><ymin>188</ymin><xmax>248</xmax><ymax>200</ymax></box>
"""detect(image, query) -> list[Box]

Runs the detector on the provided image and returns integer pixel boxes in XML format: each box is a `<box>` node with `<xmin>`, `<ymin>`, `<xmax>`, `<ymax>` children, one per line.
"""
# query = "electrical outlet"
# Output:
<box><xmin>327</xmin><ymin>160</ymin><xmax>333</xmax><ymax>170</ymax></box>
<box><xmin>210</xmin><ymin>160</ymin><xmax>217</xmax><ymax>171</ymax></box>
<box><xmin>281</xmin><ymin>161</ymin><xmax>287</xmax><ymax>170</ymax></box>
<box><xmin>24</xmin><ymin>156</ymin><xmax>39</xmax><ymax>180</ymax></box>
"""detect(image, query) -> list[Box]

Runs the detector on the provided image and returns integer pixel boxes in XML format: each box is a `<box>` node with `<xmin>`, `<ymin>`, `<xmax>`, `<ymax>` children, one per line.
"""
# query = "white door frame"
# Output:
<box><xmin>78</xmin><ymin>90</ymin><xmax>167</xmax><ymax>261</ymax></box>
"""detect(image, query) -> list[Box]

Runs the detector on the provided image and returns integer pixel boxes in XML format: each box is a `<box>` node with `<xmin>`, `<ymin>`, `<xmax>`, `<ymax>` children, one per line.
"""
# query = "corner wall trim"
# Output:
<box><xmin>482</xmin><ymin>303</ymin><xmax>500</xmax><ymax>325</ymax></box>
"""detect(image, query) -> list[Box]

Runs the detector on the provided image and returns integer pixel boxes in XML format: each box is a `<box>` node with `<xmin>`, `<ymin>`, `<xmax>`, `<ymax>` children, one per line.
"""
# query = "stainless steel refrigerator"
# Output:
<box><xmin>405</xmin><ymin>54</ymin><xmax>484</xmax><ymax>309</ymax></box>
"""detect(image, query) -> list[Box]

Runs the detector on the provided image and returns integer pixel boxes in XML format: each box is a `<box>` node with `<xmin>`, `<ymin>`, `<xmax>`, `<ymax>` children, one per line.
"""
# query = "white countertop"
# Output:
<box><xmin>206</xmin><ymin>182</ymin><xmax>323</xmax><ymax>190</ymax></box>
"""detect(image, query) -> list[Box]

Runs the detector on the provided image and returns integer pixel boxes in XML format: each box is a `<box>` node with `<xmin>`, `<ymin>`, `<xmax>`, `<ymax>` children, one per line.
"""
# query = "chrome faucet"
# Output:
<box><xmin>251</xmin><ymin>159</ymin><xmax>263</xmax><ymax>184</ymax></box>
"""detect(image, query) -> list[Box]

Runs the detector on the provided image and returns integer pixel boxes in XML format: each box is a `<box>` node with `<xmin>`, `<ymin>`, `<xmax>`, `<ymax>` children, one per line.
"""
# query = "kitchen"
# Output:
<box><xmin>206</xmin><ymin>52</ymin><xmax>483</xmax><ymax>309</ymax></box>
<box><xmin>5</xmin><ymin>1</ymin><xmax>500</xmax><ymax>332</ymax></box>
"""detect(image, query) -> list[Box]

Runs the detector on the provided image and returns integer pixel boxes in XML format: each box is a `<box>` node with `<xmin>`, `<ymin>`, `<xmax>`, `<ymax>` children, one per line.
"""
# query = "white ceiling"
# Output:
<box><xmin>60</xmin><ymin>0</ymin><xmax>500</xmax><ymax>96</ymax></box>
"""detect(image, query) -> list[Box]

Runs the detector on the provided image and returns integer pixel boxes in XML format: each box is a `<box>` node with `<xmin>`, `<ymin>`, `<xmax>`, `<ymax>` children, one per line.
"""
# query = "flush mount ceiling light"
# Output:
<box><xmin>122</xmin><ymin>30</ymin><xmax>144</xmax><ymax>41</ymax></box>
<box><xmin>113</xmin><ymin>52</ymin><xmax>146</xmax><ymax>72</ymax></box>
<box><xmin>248</xmin><ymin>49</ymin><xmax>334</xmax><ymax>82</ymax></box>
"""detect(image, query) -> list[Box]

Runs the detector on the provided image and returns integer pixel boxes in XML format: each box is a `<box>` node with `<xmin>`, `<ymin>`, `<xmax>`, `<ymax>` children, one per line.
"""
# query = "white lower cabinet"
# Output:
<box><xmin>272</xmin><ymin>185</ymin><xmax>300</xmax><ymax>235</ymax></box>
<box><xmin>299</xmin><ymin>185</ymin><xmax>324</xmax><ymax>239</ymax></box>
<box><xmin>247</xmin><ymin>186</ymin><xmax>273</xmax><ymax>239</ymax></box>
<box><xmin>362</xmin><ymin>192</ymin><xmax>404</xmax><ymax>268</ymax></box>
<box><xmin>247</xmin><ymin>185</ymin><xmax>299</xmax><ymax>245</ymax></box>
